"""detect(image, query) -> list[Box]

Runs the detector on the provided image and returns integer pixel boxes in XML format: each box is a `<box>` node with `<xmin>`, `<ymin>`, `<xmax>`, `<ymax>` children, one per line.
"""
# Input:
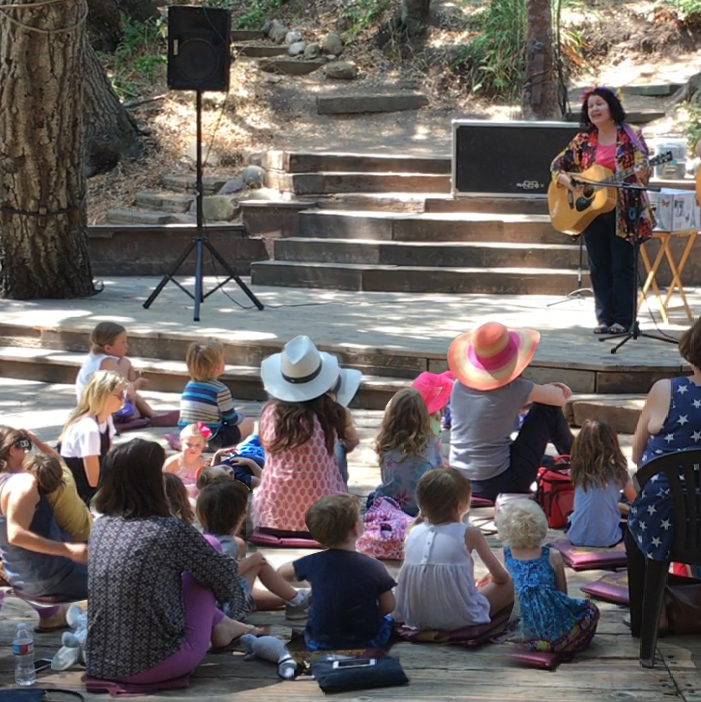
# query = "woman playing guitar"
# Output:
<box><xmin>550</xmin><ymin>87</ymin><xmax>654</xmax><ymax>335</ymax></box>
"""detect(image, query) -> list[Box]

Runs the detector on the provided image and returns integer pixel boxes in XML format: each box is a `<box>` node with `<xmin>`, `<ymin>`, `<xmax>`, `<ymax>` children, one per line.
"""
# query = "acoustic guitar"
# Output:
<box><xmin>548</xmin><ymin>151</ymin><xmax>673</xmax><ymax>236</ymax></box>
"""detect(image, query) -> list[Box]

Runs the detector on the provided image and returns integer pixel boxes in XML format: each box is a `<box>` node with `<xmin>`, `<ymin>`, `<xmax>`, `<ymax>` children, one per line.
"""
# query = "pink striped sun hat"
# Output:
<box><xmin>448</xmin><ymin>322</ymin><xmax>540</xmax><ymax>391</ymax></box>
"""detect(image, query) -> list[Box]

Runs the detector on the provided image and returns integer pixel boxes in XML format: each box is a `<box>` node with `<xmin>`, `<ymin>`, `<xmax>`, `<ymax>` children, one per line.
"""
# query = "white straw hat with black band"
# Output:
<box><xmin>261</xmin><ymin>335</ymin><xmax>343</xmax><ymax>403</ymax></box>
<box><xmin>328</xmin><ymin>366</ymin><xmax>362</xmax><ymax>408</ymax></box>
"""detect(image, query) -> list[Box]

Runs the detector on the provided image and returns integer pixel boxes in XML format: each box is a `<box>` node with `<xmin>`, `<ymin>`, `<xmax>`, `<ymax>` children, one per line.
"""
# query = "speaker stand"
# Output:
<box><xmin>143</xmin><ymin>91</ymin><xmax>264</xmax><ymax>321</ymax></box>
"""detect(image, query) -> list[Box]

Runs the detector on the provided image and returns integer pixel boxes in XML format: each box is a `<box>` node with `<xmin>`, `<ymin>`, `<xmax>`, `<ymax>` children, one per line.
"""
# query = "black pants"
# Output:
<box><xmin>583</xmin><ymin>210</ymin><xmax>635</xmax><ymax>329</ymax></box>
<box><xmin>470</xmin><ymin>403</ymin><xmax>574</xmax><ymax>501</ymax></box>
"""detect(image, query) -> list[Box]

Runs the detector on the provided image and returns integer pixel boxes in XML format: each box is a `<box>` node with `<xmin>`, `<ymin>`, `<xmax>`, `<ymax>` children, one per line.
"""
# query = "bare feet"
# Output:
<box><xmin>211</xmin><ymin>617</ymin><xmax>265</xmax><ymax>650</ymax></box>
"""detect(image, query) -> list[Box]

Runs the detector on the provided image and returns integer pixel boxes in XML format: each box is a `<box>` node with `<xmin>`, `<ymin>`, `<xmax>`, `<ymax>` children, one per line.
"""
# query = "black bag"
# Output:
<box><xmin>310</xmin><ymin>655</ymin><xmax>409</xmax><ymax>693</ymax></box>
<box><xmin>0</xmin><ymin>691</ymin><xmax>84</xmax><ymax>702</ymax></box>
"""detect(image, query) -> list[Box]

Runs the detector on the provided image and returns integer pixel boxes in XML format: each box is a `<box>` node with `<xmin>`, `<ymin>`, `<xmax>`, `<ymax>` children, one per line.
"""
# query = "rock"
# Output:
<box><xmin>264</xmin><ymin>74</ymin><xmax>283</xmax><ymax>84</ymax></box>
<box><xmin>322</xmin><ymin>32</ymin><xmax>343</xmax><ymax>56</ymax></box>
<box><xmin>218</xmin><ymin>176</ymin><xmax>245</xmax><ymax>195</ymax></box>
<box><xmin>184</xmin><ymin>141</ymin><xmax>221</xmax><ymax>167</ymax></box>
<box><xmin>240</xmin><ymin>187</ymin><xmax>284</xmax><ymax>201</ymax></box>
<box><xmin>285</xmin><ymin>30</ymin><xmax>302</xmax><ymax>45</ymax></box>
<box><xmin>261</xmin><ymin>20</ymin><xmax>272</xmax><ymax>34</ymax></box>
<box><xmin>268</xmin><ymin>19</ymin><xmax>287</xmax><ymax>43</ymax></box>
<box><xmin>325</xmin><ymin>61</ymin><xmax>358</xmax><ymax>80</ymax></box>
<box><xmin>288</xmin><ymin>41</ymin><xmax>306</xmax><ymax>56</ymax></box>
<box><xmin>241</xmin><ymin>165</ymin><xmax>266</xmax><ymax>189</ymax></box>
<box><xmin>304</xmin><ymin>42</ymin><xmax>320</xmax><ymax>59</ymax></box>
<box><xmin>194</xmin><ymin>196</ymin><xmax>239</xmax><ymax>221</ymax></box>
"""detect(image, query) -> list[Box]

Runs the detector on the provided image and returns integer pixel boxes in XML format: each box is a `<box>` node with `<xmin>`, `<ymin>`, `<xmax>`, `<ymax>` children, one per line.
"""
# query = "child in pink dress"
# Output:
<box><xmin>163</xmin><ymin>423</ymin><xmax>210</xmax><ymax>499</ymax></box>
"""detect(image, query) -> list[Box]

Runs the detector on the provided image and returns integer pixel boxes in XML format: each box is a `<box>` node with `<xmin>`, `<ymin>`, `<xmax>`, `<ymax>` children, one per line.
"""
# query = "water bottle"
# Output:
<box><xmin>13</xmin><ymin>622</ymin><xmax>36</xmax><ymax>686</ymax></box>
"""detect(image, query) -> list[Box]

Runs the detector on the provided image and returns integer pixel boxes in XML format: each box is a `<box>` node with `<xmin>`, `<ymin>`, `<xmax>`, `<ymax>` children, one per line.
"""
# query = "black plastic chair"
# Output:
<box><xmin>627</xmin><ymin>449</ymin><xmax>701</xmax><ymax>667</ymax></box>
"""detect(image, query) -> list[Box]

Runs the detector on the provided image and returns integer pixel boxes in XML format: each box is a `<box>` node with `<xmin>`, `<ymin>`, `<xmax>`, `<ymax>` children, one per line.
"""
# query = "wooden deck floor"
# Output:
<box><xmin>0</xmin><ymin>405</ymin><xmax>700</xmax><ymax>700</ymax></box>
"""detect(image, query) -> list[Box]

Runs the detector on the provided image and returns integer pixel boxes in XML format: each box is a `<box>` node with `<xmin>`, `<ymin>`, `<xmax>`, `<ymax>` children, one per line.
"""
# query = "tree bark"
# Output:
<box><xmin>522</xmin><ymin>0</ymin><xmax>559</xmax><ymax>120</ymax></box>
<box><xmin>400</xmin><ymin>0</ymin><xmax>432</xmax><ymax>35</ymax></box>
<box><xmin>86</xmin><ymin>0</ymin><xmax>159</xmax><ymax>52</ymax></box>
<box><xmin>0</xmin><ymin>0</ymin><xmax>96</xmax><ymax>299</ymax></box>
<box><xmin>83</xmin><ymin>38</ymin><xmax>143</xmax><ymax>176</ymax></box>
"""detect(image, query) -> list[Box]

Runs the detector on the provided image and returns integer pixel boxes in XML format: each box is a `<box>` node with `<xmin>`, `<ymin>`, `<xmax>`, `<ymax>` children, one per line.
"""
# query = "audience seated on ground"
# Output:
<box><xmin>278</xmin><ymin>493</ymin><xmax>396</xmax><ymax>650</ymax></box>
<box><xmin>251</xmin><ymin>336</ymin><xmax>360</xmax><ymax>535</ymax></box>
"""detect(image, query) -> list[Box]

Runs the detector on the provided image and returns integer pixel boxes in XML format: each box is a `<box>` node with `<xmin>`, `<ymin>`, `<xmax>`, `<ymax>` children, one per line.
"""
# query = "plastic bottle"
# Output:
<box><xmin>13</xmin><ymin>622</ymin><xmax>36</xmax><ymax>686</ymax></box>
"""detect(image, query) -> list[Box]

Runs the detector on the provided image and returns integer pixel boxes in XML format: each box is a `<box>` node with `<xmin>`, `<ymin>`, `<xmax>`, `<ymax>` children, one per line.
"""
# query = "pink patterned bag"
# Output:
<box><xmin>357</xmin><ymin>497</ymin><xmax>413</xmax><ymax>561</ymax></box>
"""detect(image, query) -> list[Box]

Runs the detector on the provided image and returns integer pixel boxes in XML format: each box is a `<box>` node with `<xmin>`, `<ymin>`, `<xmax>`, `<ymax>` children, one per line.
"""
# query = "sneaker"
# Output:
<box><xmin>285</xmin><ymin>590</ymin><xmax>311</xmax><ymax>620</ymax></box>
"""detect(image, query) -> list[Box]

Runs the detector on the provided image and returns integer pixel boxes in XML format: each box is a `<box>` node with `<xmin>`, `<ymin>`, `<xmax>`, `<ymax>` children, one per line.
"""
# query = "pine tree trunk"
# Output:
<box><xmin>0</xmin><ymin>0</ymin><xmax>96</xmax><ymax>299</ymax></box>
<box><xmin>83</xmin><ymin>38</ymin><xmax>143</xmax><ymax>176</ymax></box>
<box><xmin>522</xmin><ymin>0</ymin><xmax>558</xmax><ymax>120</ymax></box>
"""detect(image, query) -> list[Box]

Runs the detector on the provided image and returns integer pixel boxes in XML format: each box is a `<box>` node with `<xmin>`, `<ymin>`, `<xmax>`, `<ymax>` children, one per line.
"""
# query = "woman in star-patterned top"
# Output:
<box><xmin>86</xmin><ymin>439</ymin><xmax>255</xmax><ymax>688</ymax></box>
<box><xmin>626</xmin><ymin>318</ymin><xmax>701</xmax><ymax>632</ymax></box>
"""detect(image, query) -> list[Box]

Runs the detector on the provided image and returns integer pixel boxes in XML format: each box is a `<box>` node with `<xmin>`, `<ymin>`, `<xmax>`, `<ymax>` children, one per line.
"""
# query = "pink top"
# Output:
<box><xmin>595</xmin><ymin>142</ymin><xmax>616</xmax><ymax>171</ymax></box>
<box><xmin>251</xmin><ymin>401</ymin><xmax>346</xmax><ymax>532</ymax></box>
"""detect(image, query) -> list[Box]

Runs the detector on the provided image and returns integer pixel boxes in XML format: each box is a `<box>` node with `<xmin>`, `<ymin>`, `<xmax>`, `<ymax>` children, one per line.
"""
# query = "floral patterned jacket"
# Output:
<box><xmin>550</xmin><ymin>124</ymin><xmax>655</xmax><ymax>242</ymax></box>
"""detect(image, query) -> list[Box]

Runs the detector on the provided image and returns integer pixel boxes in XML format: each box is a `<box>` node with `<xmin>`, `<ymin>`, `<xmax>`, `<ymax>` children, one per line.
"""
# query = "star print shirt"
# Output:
<box><xmin>628</xmin><ymin>376</ymin><xmax>701</xmax><ymax>561</ymax></box>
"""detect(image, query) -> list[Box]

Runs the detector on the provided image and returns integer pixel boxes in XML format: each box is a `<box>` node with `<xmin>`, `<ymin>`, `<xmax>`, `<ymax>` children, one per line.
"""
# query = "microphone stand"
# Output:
<box><xmin>597</xmin><ymin>180</ymin><xmax>678</xmax><ymax>354</ymax></box>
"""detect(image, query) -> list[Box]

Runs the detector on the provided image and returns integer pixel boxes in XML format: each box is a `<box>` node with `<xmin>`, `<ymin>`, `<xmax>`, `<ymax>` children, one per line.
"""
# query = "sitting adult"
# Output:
<box><xmin>251</xmin><ymin>336</ymin><xmax>361</xmax><ymax>535</ymax></box>
<box><xmin>86</xmin><ymin>438</ymin><xmax>257</xmax><ymax>689</ymax></box>
<box><xmin>0</xmin><ymin>426</ymin><xmax>88</xmax><ymax>629</ymax></box>
<box><xmin>447</xmin><ymin>322</ymin><xmax>574</xmax><ymax>501</ymax></box>
<box><xmin>627</xmin><ymin>316</ymin><xmax>701</xmax><ymax>633</ymax></box>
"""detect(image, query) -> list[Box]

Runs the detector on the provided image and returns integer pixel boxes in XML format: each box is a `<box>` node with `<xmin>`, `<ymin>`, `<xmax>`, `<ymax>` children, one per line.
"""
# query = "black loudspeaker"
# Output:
<box><xmin>452</xmin><ymin>120</ymin><xmax>581</xmax><ymax>197</ymax></box>
<box><xmin>167</xmin><ymin>6</ymin><xmax>231</xmax><ymax>92</ymax></box>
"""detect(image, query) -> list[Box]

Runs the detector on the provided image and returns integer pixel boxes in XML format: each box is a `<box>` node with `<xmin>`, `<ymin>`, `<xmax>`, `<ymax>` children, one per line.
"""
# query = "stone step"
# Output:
<box><xmin>620</xmin><ymin>83</ymin><xmax>683</xmax><ymax>97</ymax></box>
<box><xmin>564</xmin><ymin>394</ymin><xmax>646</xmax><ymax>435</ymax></box>
<box><xmin>314</xmin><ymin>193</ymin><xmax>428</xmax><ymax>213</ymax></box>
<box><xmin>234</xmin><ymin>43</ymin><xmax>289</xmax><ymax>57</ymax></box>
<box><xmin>250</xmin><ymin>260</ymin><xmax>589</xmax><ymax>295</ymax></box>
<box><xmin>105</xmin><ymin>208</ymin><xmax>188</xmax><ymax>225</ymax></box>
<box><xmin>0</xmin><ymin>346</ymin><xmax>407</xmax><ymax>411</ymax></box>
<box><xmin>273</xmin><ymin>238</ymin><xmax>585</xmax><ymax>269</ymax></box>
<box><xmin>269</xmin><ymin>172</ymin><xmax>452</xmax><ymax>195</ymax></box>
<box><xmin>134</xmin><ymin>191</ymin><xmax>194</xmax><ymax>213</ymax></box>
<box><xmin>316</xmin><ymin>93</ymin><xmax>429</xmax><ymax>115</ymax></box>
<box><xmin>230</xmin><ymin>30</ymin><xmax>266</xmax><ymax>41</ymax></box>
<box><xmin>297</xmin><ymin>210</ymin><xmax>565</xmax><ymax>244</ymax></box>
<box><xmin>261</xmin><ymin>151</ymin><xmax>451</xmax><ymax>175</ymax></box>
<box><xmin>258</xmin><ymin>58</ymin><xmax>325</xmax><ymax>75</ymax></box>
<box><xmin>161</xmin><ymin>174</ymin><xmax>229</xmax><ymax>195</ymax></box>
<box><xmin>424</xmin><ymin>196</ymin><xmax>549</xmax><ymax>215</ymax></box>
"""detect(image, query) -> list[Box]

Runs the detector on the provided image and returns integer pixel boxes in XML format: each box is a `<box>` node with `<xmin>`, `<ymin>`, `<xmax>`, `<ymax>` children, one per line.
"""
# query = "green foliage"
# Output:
<box><xmin>101</xmin><ymin>15</ymin><xmax>166</xmax><ymax>102</ymax></box>
<box><xmin>680</xmin><ymin>103</ymin><xmax>701</xmax><ymax>153</ymax></box>
<box><xmin>668</xmin><ymin>0</ymin><xmax>701</xmax><ymax>15</ymax></box>
<box><xmin>205</xmin><ymin>0</ymin><xmax>283</xmax><ymax>29</ymax></box>
<box><xmin>342</xmin><ymin>0</ymin><xmax>392</xmax><ymax>37</ymax></box>
<box><xmin>451</xmin><ymin>0</ymin><xmax>587</xmax><ymax>99</ymax></box>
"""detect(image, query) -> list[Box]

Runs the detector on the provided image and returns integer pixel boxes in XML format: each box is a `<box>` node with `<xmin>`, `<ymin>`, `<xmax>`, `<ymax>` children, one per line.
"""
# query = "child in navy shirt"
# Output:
<box><xmin>278</xmin><ymin>493</ymin><xmax>396</xmax><ymax>650</ymax></box>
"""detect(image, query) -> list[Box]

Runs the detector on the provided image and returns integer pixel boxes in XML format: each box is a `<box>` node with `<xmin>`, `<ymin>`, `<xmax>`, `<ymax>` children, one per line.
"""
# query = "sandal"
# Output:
<box><xmin>211</xmin><ymin>624</ymin><xmax>266</xmax><ymax>653</ymax></box>
<box><xmin>608</xmin><ymin>323</ymin><xmax>628</xmax><ymax>334</ymax></box>
<box><xmin>593</xmin><ymin>324</ymin><xmax>610</xmax><ymax>335</ymax></box>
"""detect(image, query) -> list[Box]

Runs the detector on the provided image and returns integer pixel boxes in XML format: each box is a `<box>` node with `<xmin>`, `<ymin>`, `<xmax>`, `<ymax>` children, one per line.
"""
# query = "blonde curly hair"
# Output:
<box><xmin>496</xmin><ymin>498</ymin><xmax>548</xmax><ymax>549</ymax></box>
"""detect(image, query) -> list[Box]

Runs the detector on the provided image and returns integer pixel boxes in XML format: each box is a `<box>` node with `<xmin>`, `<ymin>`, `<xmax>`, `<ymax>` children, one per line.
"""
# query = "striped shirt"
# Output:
<box><xmin>179</xmin><ymin>379</ymin><xmax>242</xmax><ymax>432</ymax></box>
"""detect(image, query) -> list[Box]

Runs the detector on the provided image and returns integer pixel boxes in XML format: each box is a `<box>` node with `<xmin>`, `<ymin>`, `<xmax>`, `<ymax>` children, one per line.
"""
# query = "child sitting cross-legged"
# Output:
<box><xmin>196</xmin><ymin>480</ymin><xmax>310</xmax><ymax>619</ymax></box>
<box><xmin>179</xmin><ymin>340</ymin><xmax>254</xmax><ymax>451</ymax></box>
<box><xmin>393</xmin><ymin>467</ymin><xmax>514</xmax><ymax>631</ymax></box>
<box><xmin>567</xmin><ymin>419</ymin><xmax>636</xmax><ymax>548</ymax></box>
<box><xmin>278</xmin><ymin>493</ymin><xmax>397</xmax><ymax>650</ymax></box>
<box><xmin>496</xmin><ymin>499</ymin><xmax>599</xmax><ymax>653</ymax></box>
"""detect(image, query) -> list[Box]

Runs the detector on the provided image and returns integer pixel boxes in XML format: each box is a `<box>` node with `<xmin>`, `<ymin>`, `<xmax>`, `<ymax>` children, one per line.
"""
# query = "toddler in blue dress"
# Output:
<box><xmin>497</xmin><ymin>499</ymin><xmax>599</xmax><ymax>653</ymax></box>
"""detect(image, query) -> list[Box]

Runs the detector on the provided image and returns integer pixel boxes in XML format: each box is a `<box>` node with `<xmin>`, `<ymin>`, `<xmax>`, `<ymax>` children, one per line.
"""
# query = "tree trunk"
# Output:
<box><xmin>87</xmin><ymin>0</ymin><xmax>159</xmax><ymax>52</ymax></box>
<box><xmin>83</xmin><ymin>38</ymin><xmax>143</xmax><ymax>176</ymax></box>
<box><xmin>399</xmin><ymin>0</ymin><xmax>432</xmax><ymax>35</ymax></box>
<box><xmin>0</xmin><ymin>0</ymin><xmax>95</xmax><ymax>299</ymax></box>
<box><xmin>522</xmin><ymin>0</ymin><xmax>558</xmax><ymax>120</ymax></box>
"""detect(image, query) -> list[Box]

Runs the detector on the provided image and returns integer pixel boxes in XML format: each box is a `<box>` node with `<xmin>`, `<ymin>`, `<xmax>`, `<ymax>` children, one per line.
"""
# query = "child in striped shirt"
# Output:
<box><xmin>179</xmin><ymin>340</ymin><xmax>254</xmax><ymax>450</ymax></box>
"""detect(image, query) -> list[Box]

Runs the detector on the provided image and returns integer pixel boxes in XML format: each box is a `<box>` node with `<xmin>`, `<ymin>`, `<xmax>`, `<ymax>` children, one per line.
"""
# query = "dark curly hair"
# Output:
<box><xmin>679</xmin><ymin>317</ymin><xmax>701</xmax><ymax>369</ymax></box>
<box><xmin>579</xmin><ymin>87</ymin><xmax>626</xmax><ymax>131</ymax></box>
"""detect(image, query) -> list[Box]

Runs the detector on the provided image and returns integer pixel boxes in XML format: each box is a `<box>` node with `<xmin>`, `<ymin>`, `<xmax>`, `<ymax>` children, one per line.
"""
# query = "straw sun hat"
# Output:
<box><xmin>261</xmin><ymin>335</ymin><xmax>361</xmax><ymax>406</ymax></box>
<box><xmin>448</xmin><ymin>321</ymin><xmax>540</xmax><ymax>391</ymax></box>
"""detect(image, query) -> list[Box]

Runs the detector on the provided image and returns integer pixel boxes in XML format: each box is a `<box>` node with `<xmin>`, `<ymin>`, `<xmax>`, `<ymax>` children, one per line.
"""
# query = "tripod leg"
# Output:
<box><xmin>203</xmin><ymin>239</ymin><xmax>265</xmax><ymax>310</ymax></box>
<box><xmin>194</xmin><ymin>236</ymin><xmax>204</xmax><ymax>322</ymax></box>
<box><xmin>143</xmin><ymin>239</ymin><xmax>197</xmax><ymax>309</ymax></box>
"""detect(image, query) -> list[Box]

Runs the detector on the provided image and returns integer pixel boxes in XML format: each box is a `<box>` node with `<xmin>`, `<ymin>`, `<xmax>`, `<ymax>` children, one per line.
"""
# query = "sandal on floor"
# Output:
<box><xmin>593</xmin><ymin>324</ymin><xmax>610</xmax><ymax>334</ymax></box>
<box><xmin>608</xmin><ymin>323</ymin><xmax>628</xmax><ymax>334</ymax></box>
<box><xmin>210</xmin><ymin>625</ymin><xmax>266</xmax><ymax>653</ymax></box>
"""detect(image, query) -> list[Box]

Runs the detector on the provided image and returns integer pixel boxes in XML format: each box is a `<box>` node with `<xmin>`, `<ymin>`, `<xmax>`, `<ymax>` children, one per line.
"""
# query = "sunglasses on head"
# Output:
<box><xmin>14</xmin><ymin>438</ymin><xmax>32</xmax><ymax>451</ymax></box>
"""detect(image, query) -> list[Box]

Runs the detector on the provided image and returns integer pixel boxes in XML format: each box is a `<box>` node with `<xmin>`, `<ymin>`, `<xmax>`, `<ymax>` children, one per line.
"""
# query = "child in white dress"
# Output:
<box><xmin>393</xmin><ymin>467</ymin><xmax>514</xmax><ymax>631</ymax></box>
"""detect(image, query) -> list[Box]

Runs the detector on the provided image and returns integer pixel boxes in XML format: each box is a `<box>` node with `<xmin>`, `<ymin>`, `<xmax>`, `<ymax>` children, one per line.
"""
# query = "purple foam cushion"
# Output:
<box><xmin>394</xmin><ymin>605</ymin><xmax>513</xmax><ymax>646</ymax></box>
<box><xmin>470</xmin><ymin>496</ymin><xmax>495</xmax><ymax>508</ymax></box>
<box><xmin>248</xmin><ymin>529</ymin><xmax>323</xmax><ymax>549</ymax></box>
<box><xmin>508</xmin><ymin>650</ymin><xmax>563</xmax><ymax>670</ymax></box>
<box><xmin>12</xmin><ymin>589</ymin><xmax>82</xmax><ymax>605</ymax></box>
<box><xmin>86</xmin><ymin>673</ymin><xmax>190</xmax><ymax>696</ymax></box>
<box><xmin>164</xmin><ymin>433</ymin><xmax>182</xmax><ymax>451</ymax></box>
<box><xmin>114</xmin><ymin>417</ymin><xmax>151</xmax><ymax>432</ymax></box>
<box><xmin>580</xmin><ymin>571</ymin><xmax>629</xmax><ymax>605</ymax></box>
<box><xmin>549</xmin><ymin>539</ymin><xmax>627</xmax><ymax>571</ymax></box>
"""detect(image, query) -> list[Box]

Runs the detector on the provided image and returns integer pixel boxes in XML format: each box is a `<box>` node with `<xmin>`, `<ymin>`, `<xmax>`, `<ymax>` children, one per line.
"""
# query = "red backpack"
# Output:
<box><xmin>535</xmin><ymin>456</ymin><xmax>574</xmax><ymax>529</ymax></box>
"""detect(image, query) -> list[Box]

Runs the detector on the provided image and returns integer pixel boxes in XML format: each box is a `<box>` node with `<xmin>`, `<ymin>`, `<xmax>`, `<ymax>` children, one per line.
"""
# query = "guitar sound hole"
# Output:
<box><xmin>575</xmin><ymin>196</ymin><xmax>593</xmax><ymax>212</ymax></box>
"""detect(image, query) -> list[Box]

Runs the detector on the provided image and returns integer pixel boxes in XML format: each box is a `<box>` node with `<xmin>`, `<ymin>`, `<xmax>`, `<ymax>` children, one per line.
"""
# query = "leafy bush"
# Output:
<box><xmin>342</xmin><ymin>0</ymin><xmax>392</xmax><ymax>37</ymax></box>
